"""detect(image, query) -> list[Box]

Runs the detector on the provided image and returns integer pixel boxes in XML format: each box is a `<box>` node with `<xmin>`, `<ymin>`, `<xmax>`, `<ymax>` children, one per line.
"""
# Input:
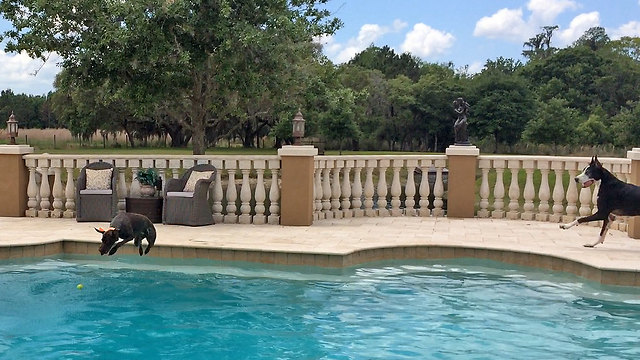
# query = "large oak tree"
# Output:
<box><xmin>0</xmin><ymin>0</ymin><xmax>340</xmax><ymax>154</ymax></box>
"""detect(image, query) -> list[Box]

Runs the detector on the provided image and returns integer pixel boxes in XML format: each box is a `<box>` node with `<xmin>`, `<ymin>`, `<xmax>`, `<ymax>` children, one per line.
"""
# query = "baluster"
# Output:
<box><xmin>351</xmin><ymin>160</ymin><xmax>364</xmax><ymax>217</ymax></box>
<box><xmin>253</xmin><ymin>160</ymin><xmax>267</xmax><ymax>225</ymax></box>
<box><xmin>341</xmin><ymin>160</ymin><xmax>353</xmax><ymax>218</ymax></box>
<box><xmin>377</xmin><ymin>159</ymin><xmax>389</xmax><ymax>216</ymax></box>
<box><xmin>590</xmin><ymin>177</ymin><xmax>600</xmax><ymax>227</ymax></box>
<box><xmin>224</xmin><ymin>160</ymin><xmax>238</xmax><ymax>224</ymax></box>
<box><xmin>549</xmin><ymin>161</ymin><xmax>565</xmax><ymax>222</ymax></box>
<box><xmin>314</xmin><ymin>162</ymin><xmax>323</xmax><ymax>220</ymax></box>
<box><xmin>212</xmin><ymin>160</ymin><xmax>224</xmax><ymax>224</ymax></box>
<box><xmin>26</xmin><ymin>159</ymin><xmax>39</xmax><ymax>217</ymax></box>
<box><xmin>51</xmin><ymin>160</ymin><xmax>64</xmax><ymax>218</ymax></box>
<box><xmin>322</xmin><ymin>163</ymin><xmax>332</xmax><ymax>218</ymax></box>
<box><xmin>418</xmin><ymin>159</ymin><xmax>432</xmax><ymax>217</ymax></box>
<box><xmin>615</xmin><ymin>166</ymin><xmax>629</xmax><ymax>231</ymax></box>
<box><xmin>563</xmin><ymin>162</ymin><xmax>579</xmax><ymax>223</ymax></box>
<box><xmin>536</xmin><ymin>161</ymin><xmax>550</xmax><ymax>221</ymax></box>
<box><xmin>477</xmin><ymin>159</ymin><xmax>491</xmax><ymax>218</ymax></box>
<box><xmin>507</xmin><ymin>160</ymin><xmax>521</xmax><ymax>220</ymax></box>
<box><xmin>363</xmin><ymin>160</ymin><xmax>376</xmax><ymax>216</ymax></box>
<box><xmin>491</xmin><ymin>160</ymin><xmax>505</xmax><ymax>219</ymax></box>
<box><xmin>238</xmin><ymin>160</ymin><xmax>252</xmax><ymax>224</ymax></box>
<box><xmin>432</xmin><ymin>159</ymin><xmax>446</xmax><ymax>217</ymax></box>
<box><xmin>331</xmin><ymin>160</ymin><xmax>342</xmax><ymax>218</ymax></box>
<box><xmin>38</xmin><ymin>160</ymin><xmax>51</xmax><ymax>218</ymax></box>
<box><xmin>404</xmin><ymin>159</ymin><xmax>418</xmax><ymax>216</ymax></box>
<box><xmin>578</xmin><ymin>186</ymin><xmax>592</xmax><ymax>217</ymax></box>
<box><xmin>390</xmin><ymin>159</ymin><xmax>403</xmax><ymax>216</ymax></box>
<box><xmin>63</xmin><ymin>159</ymin><xmax>76</xmax><ymax>218</ymax></box>
<box><xmin>591</xmin><ymin>182</ymin><xmax>600</xmax><ymax>214</ymax></box>
<box><xmin>267</xmin><ymin>160</ymin><xmax>280</xmax><ymax>224</ymax></box>
<box><xmin>115</xmin><ymin>159</ymin><xmax>128</xmax><ymax>212</ymax></box>
<box><xmin>130</xmin><ymin>159</ymin><xmax>142</xmax><ymax>198</ymax></box>
<box><xmin>168</xmin><ymin>159</ymin><xmax>182</xmax><ymax>180</ymax></box>
<box><xmin>521</xmin><ymin>160</ymin><xmax>536</xmax><ymax>220</ymax></box>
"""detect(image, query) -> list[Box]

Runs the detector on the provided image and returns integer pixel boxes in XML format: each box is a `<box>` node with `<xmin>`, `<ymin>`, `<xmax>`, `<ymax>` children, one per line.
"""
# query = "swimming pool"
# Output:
<box><xmin>1</xmin><ymin>256</ymin><xmax>639</xmax><ymax>360</ymax></box>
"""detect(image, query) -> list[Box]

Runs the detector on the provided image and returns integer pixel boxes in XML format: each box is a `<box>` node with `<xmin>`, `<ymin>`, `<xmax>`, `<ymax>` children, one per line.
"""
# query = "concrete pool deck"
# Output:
<box><xmin>1</xmin><ymin>216</ymin><xmax>640</xmax><ymax>286</ymax></box>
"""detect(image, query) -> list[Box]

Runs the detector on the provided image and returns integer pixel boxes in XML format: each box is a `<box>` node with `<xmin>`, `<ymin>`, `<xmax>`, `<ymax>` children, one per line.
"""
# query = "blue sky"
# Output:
<box><xmin>1</xmin><ymin>0</ymin><xmax>640</xmax><ymax>95</ymax></box>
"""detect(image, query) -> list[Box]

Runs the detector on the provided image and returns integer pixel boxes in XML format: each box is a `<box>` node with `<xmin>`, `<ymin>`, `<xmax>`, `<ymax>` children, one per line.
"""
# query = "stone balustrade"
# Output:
<box><xmin>477</xmin><ymin>155</ymin><xmax>631</xmax><ymax>231</ymax></box>
<box><xmin>16</xmin><ymin>152</ymin><xmax>639</xmax><ymax>231</ymax></box>
<box><xmin>22</xmin><ymin>155</ymin><xmax>281</xmax><ymax>225</ymax></box>
<box><xmin>313</xmin><ymin>155</ymin><xmax>448</xmax><ymax>219</ymax></box>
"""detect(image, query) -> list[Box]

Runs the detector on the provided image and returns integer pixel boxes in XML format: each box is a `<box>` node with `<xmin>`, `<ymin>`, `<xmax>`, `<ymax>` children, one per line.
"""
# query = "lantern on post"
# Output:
<box><xmin>292</xmin><ymin>110</ymin><xmax>305</xmax><ymax>145</ymax></box>
<box><xmin>6</xmin><ymin>112</ymin><xmax>18</xmax><ymax>145</ymax></box>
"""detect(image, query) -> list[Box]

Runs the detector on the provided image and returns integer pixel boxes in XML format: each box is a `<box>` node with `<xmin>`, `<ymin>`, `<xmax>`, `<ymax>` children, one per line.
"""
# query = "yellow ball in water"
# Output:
<box><xmin>77</xmin><ymin>284</ymin><xmax>84</xmax><ymax>290</ymax></box>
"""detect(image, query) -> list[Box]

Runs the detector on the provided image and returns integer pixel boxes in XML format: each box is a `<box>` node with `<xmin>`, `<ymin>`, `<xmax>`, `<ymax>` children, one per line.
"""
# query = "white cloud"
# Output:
<box><xmin>400</xmin><ymin>23</ymin><xmax>455</xmax><ymax>58</ymax></box>
<box><xmin>467</xmin><ymin>61</ymin><xmax>484</xmax><ymax>75</ymax></box>
<box><xmin>0</xmin><ymin>51</ymin><xmax>58</xmax><ymax>95</ymax></box>
<box><xmin>556</xmin><ymin>12</ymin><xmax>600</xmax><ymax>46</ymax></box>
<box><xmin>610</xmin><ymin>21</ymin><xmax>640</xmax><ymax>39</ymax></box>
<box><xmin>473</xmin><ymin>8</ymin><xmax>531</xmax><ymax>42</ymax></box>
<box><xmin>527</xmin><ymin>0</ymin><xmax>579</xmax><ymax>23</ymax></box>
<box><xmin>321</xmin><ymin>19</ymin><xmax>408</xmax><ymax>63</ymax></box>
<box><xmin>473</xmin><ymin>0</ymin><xmax>579</xmax><ymax>43</ymax></box>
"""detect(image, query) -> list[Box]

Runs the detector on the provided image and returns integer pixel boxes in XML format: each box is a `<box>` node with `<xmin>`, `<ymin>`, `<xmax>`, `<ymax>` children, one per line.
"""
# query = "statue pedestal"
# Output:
<box><xmin>445</xmin><ymin>145</ymin><xmax>479</xmax><ymax>218</ymax></box>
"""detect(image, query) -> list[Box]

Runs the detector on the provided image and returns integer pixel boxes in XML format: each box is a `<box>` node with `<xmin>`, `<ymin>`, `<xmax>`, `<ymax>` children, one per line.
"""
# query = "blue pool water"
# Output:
<box><xmin>1</xmin><ymin>256</ymin><xmax>640</xmax><ymax>360</ymax></box>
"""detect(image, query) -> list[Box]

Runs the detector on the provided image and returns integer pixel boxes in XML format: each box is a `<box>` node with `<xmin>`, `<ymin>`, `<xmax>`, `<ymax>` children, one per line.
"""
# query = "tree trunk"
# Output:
<box><xmin>190</xmin><ymin>77</ymin><xmax>207</xmax><ymax>155</ymax></box>
<box><xmin>191</xmin><ymin>112</ymin><xmax>207</xmax><ymax>154</ymax></box>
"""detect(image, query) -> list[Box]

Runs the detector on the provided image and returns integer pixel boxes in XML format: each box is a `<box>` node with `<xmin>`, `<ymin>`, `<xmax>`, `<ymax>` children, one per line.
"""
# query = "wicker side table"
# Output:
<box><xmin>125</xmin><ymin>197</ymin><xmax>163</xmax><ymax>223</ymax></box>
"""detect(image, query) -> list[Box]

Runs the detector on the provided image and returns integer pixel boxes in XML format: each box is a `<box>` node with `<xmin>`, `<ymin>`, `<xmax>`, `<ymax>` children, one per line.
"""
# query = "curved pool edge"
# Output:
<box><xmin>1</xmin><ymin>240</ymin><xmax>638</xmax><ymax>287</ymax></box>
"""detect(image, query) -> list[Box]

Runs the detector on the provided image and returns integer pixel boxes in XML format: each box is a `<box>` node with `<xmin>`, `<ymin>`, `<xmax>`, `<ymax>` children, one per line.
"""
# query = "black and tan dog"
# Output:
<box><xmin>96</xmin><ymin>212</ymin><xmax>156</xmax><ymax>256</ymax></box>
<box><xmin>560</xmin><ymin>156</ymin><xmax>640</xmax><ymax>247</ymax></box>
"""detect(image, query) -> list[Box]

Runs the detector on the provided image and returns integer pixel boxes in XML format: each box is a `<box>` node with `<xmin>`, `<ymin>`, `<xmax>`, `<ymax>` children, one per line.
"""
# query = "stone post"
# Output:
<box><xmin>278</xmin><ymin>145</ymin><xmax>318</xmax><ymax>226</ymax></box>
<box><xmin>445</xmin><ymin>145</ymin><xmax>480</xmax><ymax>218</ymax></box>
<box><xmin>0</xmin><ymin>145</ymin><xmax>34</xmax><ymax>216</ymax></box>
<box><xmin>626</xmin><ymin>148</ymin><xmax>640</xmax><ymax>239</ymax></box>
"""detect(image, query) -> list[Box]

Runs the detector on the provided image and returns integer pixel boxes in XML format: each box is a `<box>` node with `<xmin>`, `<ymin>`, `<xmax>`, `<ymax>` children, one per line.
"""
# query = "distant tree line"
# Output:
<box><xmin>1</xmin><ymin>0</ymin><xmax>639</xmax><ymax>154</ymax></box>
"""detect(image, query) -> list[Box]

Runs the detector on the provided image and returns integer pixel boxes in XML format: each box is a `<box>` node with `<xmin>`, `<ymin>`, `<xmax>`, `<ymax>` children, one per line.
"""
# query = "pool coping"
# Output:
<box><xmin>1</xmin><ymin>216</ymin><xmax>640</xmax><ymax>287</ymax></box>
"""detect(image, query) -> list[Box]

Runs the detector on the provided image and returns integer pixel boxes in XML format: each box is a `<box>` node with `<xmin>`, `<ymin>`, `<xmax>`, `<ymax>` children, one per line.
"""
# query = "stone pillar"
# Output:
<box><xmin>626</xmin><ymin>148</ymin><xmax>640</xmax><ymax>239</ymax></box>
<box><xmin>0</xmin><ymin>145</ymin><xmax>34</xmax><ymax>216</ymax></box>
<box><xmin>445</xmin><ymin>145</ymin><xmax>480</xmax><ymax>218</ymax></box>
<box><xmin>278</xmin><ymin>145</ymin><xmax>318</xmax><ymax>226</ymax></box>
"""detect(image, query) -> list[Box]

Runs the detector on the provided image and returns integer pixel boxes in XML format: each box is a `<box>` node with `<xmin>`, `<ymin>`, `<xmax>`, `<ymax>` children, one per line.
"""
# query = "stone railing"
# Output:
<box><xmin>313</xmin><ymin>155</ymin><xmax>448</xmax><ymax>219</ymax></box>
<box><xmin>14</xmin><ymin>150</ymin><xmax>640</xmax><ymax>232</ymax></box>
<box><xmin>22</xmin><ymin>155</ymin><xmax>281</xmax><ymax>225</ymax></box>
<box><xmin>477</xmin><ymin>155</ymin><xmax>631</xmax><ymax>231</ymax></box>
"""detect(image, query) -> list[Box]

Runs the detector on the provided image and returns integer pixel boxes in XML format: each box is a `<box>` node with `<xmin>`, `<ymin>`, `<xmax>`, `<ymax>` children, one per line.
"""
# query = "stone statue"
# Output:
<box><xmin>452</xmin><ymin>97</ymin><xmax>471</xmax><ymax>146</ymax></box>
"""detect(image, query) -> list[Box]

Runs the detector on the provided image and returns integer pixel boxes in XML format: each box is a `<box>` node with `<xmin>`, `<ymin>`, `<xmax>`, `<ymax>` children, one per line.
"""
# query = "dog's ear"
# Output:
<box><xmin>95</xmin><ymin>227</ymin><xmax>106</xmax><ymax>234</ymax></box>
<box><xmin>594</xmin><ymin>155</ymin><xmax>602</xmax><ymax>167</ymax></box>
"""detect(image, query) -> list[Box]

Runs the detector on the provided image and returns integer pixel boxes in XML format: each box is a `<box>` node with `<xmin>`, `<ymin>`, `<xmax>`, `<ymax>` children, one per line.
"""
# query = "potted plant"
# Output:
<box><xmin>135</xmin><ymin>168</ymin><xmax>160</xmax><ymax>196</ymax></box>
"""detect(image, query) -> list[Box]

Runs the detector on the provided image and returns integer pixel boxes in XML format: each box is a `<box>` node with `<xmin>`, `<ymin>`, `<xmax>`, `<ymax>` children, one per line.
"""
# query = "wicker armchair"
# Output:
<box><xmin>163</xmin><ymin>164</ymin><xmax>217</xmax><ymax>226</ymax></box>
<box><xmin>76</xmin><ymin>161</ymin><xmax>118</xmax><ymax>222</ymax></box>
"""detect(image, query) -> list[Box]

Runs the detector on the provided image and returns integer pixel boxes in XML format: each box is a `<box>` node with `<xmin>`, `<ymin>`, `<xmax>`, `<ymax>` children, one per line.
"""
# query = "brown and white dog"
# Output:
<box><xmin>560</xmin><ymin>156</ymin><xmax>640</xmax><ymax>247</ymax></box>
<box><xmin>96</xmin><ymin>212</ymin><xmax>156</xmax><ymax>256</ymax></box>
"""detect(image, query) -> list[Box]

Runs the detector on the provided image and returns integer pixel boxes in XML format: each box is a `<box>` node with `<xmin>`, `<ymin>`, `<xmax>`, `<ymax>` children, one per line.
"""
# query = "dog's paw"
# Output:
<box><xmin>583</xmin><ymin>243</ymin><xmax>595</xmax><ymax>248</ymax></box>
<box><xmin>108</xmin><ymin>247</ymin><xmax>119</xmax><ymax>256</ymax></box>
<box><xmin>559</xmin><ymin>224</ymin><xmax>567</xmax><ymax>229</ymax></box>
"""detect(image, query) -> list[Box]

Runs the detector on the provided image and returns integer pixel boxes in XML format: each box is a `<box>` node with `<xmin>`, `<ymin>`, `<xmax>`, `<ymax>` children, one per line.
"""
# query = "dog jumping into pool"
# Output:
<box><xmin>560</xmin><ymin>155</ymin><xmax>640</xmax><ymax>247</ymax></box>
<box><xmin>95</xmin><ymin>212</ymin><xmax>156</xmax><ymax>256</ymax></box>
